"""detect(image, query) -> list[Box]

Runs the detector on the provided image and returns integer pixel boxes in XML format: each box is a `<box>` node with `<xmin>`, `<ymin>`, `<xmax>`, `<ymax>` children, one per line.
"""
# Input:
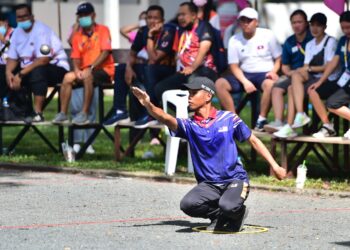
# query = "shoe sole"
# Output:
<box><xmin>134</xmin><ymin>120</ymin><xmax>158</xmax><ymax>129</ymax></box>
<box><xmin>72</xmin><ymin>120</ymin><xmax>90</xmax><ymax>125</ymax></box>
<box><xmin>273</xmin><ymin>132</ymin><xmax>297</xmax><ymax>139</ymax></box>
<box><xmin>52</xmin><ymin>120</ymin><xmax>69</xmax><ymax>125</ymax></box>
<box><xmin>264</xmin><ymin>124</ymin><xmax>282</xmax><ymax>133</ymax></box>
<box><xmin>104</xmin><ymin>117</ymin><xmax>131</xmax><ymax>127</ymax></box>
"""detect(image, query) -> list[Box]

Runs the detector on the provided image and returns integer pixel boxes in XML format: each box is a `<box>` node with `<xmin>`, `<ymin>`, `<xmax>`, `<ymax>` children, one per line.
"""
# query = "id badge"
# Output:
<box><xmin>337</xmin><ymin>70</ymin><xmax>350</xmax><ymax>87</ymax></box>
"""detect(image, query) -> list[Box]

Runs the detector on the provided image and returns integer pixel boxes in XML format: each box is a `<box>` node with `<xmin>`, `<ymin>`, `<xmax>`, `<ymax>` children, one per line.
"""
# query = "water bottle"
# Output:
<box><xmin>296</xmin><ymin>160</ymin><xmax>307</xmax><ymax>189</ymax></box>
<box><xmin>2</xmin><ymin>97</ymin><xmax>9</xmax><ymax>121</ymax></box>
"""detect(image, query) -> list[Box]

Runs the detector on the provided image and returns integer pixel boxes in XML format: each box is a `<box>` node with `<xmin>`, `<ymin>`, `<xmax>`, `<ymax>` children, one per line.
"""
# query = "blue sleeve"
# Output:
<box><xmin>196</xmin><ymin>21</ymin><xmax>213</xmax><ymax>43</ymax></box>
<box><xmin>169</xmin><ymin>118</ymin><xmax>189</xmax><ymax>139</ymax></box>
<box><xmin>232</xmin><ymin>116</ymin><xmax>252</xmax><ymax>142</ymax></box>
<box><xmin>156</xmin><ymin>25</ymin><xmax>175</xmax><ymax>53</ymax></box>
<box><xmin>336</xmin><ymin>36</ymin><xmax>346</xmax><ymax>57</ymax></box>
<box><xmin>281</xmin><ymin>40</ymin><xmax>291</xmax><ymax>65</ymax></box>
<box><xmin>131</xmin><ymin>27</ymin><xmax>147</xmax><ymax>53</ymax></box>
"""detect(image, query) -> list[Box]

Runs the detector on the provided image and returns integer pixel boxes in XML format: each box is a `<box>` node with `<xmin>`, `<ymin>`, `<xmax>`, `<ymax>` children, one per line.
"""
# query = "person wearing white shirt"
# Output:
<box><xmin>274</xmin><ymin>12</ymin><xmax>341</xmax><ymax>138</ymax></box>
<box><xmin>5</xmin><ymin>4</ymin><xmax>69</xmax><ymax>122</ymax></box>
<box><xmin>215</xmin><ymin>7</ymin><xmax>282</xmax><ymax>131</ymax></box>
<box><xmin>0</xmin><ymin>14</ymin><xmax>13</xmax><ymax>102</ymax></box>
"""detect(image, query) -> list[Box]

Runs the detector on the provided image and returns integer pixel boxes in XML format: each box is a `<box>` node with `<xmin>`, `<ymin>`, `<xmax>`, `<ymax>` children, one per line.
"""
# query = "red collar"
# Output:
<box><xmin>193</xmin><ymin>108</ymin><xmax>217</xmax><ymax>123</ymax></box>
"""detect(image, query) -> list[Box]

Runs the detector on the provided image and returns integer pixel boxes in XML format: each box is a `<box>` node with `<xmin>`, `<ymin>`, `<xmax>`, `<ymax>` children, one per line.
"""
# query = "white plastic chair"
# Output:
<box><xmin>162</xmin><ymin>90</ymin><xmax>193</xmax><ymax>175</ymax></box>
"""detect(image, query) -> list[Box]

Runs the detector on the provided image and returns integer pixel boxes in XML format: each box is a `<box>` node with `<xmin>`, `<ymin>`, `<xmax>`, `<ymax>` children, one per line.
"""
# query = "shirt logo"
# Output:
<box><xmin>257</xmin><ymin>45</ymin><xmax>264</xmax><ymax>50</ymax></box>
<box><xmin>218</xmin><ymin>126</ymin><xmax>228</xmax><ymax>132</ymax></box>
<box><xmin>292</xmin><ymin>46</ymin><xmax>298</xmax><ymax>53</ymax></box>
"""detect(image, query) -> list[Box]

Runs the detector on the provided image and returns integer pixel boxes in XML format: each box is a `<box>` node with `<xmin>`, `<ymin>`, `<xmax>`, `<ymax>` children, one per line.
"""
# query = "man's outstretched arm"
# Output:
<box><xmin>131</xmin><ymin>87</ymin><xmax>178</xmax><ymax>131</ymax></box>
<box><xmin>248</xmin><ymin>134</ymin><xmax>286</xmax><ymax>180</ymax></box>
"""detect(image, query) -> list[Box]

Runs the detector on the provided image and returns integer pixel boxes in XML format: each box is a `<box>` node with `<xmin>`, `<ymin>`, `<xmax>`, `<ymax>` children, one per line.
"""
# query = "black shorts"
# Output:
<box><xmin>273</xmin><ymin>76</ymin><xmax>291</xmax><ymax>91</ymax></box>
<box><xmin>92</xmin><ymin>69</ymin><xmax>111</xmax><ymax>85</ymax></box>
<box><xmin>326</xmin><ymin>88</ymin><xmax>350</xmax><ymax>109</ymax></box>
<box><xmin>315</xmin><ymin>79</ymin><xmax>340</xmax><ymax>100</ymax></box>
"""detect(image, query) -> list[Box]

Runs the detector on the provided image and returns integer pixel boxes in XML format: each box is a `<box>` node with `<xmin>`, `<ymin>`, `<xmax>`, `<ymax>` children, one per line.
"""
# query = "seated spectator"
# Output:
<box><xmin>153</xmin><ymin>2</ymin><xmax>218</xmax><ymax>110</ymax></box>
<box><xmin>52</xmin><ymin>2</ymin><xmax>115</xmax><ymax>125</ymax></box>
<box><xmin>0</xmin><ymin>14</ymin><xmax>13</xmax><ymax>102</ymax></box>
<box><xmin>120</xmin><ymin>11</ymin><xmax>147</xmax><ymax>44</ymax></box>
<box><xmin>215</xmin><ymin>7</ymin><xmax>282</xmax><ymax>131</ymax></box>
<box><xmin>267</xmin><ymin>10</ymin><xmax>312</xmax><ymax>131</ymax></box>
<box><xmin>103</xmin><ymin>5</ymin><xmax>176</xmax><ymax>128</ymax></box>
<box><xmin>6</xmin><ymin>4</ymin><xmax>69</xmax><ymax>122</ymax></box>
<box><xmin>192</xmin><ymin>0</ymin><xmax>219</xmax><ymax>30</ymax></box>
<box><xmin>274</xmin><ymin>13</ymin><xmax>341</xmax><ymax>138</ymax></box>
<box><xmin>308</xmin><ymin>11</ymin><xmax>350</xmax><ymax>139</ymax></box>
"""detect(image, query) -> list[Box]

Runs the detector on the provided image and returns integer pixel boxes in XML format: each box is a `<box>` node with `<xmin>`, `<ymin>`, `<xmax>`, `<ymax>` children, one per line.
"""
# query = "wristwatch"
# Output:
<box><xmin>147</xmin><ymin>35</ymin><xmax>154</xmax><ymax>40</ymax></box>
<box><xmin>90</xmin><ymin>65</ymin><xmax>95</xmax><ymax>71</ymax></box>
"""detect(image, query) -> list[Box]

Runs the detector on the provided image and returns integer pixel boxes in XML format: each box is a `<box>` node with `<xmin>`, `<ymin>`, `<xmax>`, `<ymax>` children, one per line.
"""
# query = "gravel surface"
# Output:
<box><xmin>0</xmin><ymin>170</ymin><xmax>349</xmax><ymax>250</ymax></box>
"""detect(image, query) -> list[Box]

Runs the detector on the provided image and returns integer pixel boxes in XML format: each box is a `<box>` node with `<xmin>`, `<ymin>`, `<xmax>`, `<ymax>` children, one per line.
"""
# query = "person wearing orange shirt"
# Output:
<box><xmin>53</xmin><ymin>2</ymin><xmax>115</xmax><ymax>125</ymax></box>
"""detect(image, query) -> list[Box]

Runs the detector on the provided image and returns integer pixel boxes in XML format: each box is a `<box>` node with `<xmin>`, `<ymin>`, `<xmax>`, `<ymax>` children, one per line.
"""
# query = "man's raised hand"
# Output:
<box><xmin>131</xmin><ymin>87</ymin><xmax>150</xmax><ymax>106</ymax></box>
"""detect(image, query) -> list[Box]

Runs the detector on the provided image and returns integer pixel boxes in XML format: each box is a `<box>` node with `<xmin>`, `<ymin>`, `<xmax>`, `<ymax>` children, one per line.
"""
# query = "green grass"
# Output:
<box><xmin>1</xmin><ymin>96</ymin><xmax>349</xmax><ymax>192</ymax></box>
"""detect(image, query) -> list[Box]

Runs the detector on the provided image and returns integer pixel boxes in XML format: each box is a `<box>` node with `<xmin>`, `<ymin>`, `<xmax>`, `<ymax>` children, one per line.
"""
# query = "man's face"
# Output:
<box><xmin>239</xmin><ymin>17</ymin><xmax>258</xmax><ymax>35</ymax></box>
<box><xmin>16</xmin><ymin>7</ymin><xmax>33</xmax><ymax>24</ymax></box>
<box><xmin>177</xmin><ymin>5</ymin><xmax>196</xmax><ymax>28</ymax></box>
<box><xmin>310</xmin><ymin>22</ymin><xmax>326</xmax><ymax>38</ymax></box>
<box><xmin>146</xmin><ymin>10</ymin><xmax>163</xmax><ymax>29</ymax></box>
<box><xmin>291</xmin><ymin>14</ymin><xmax>308</xmax><ymax>36</ymax></box>
<box><xmin>188</xmin><ymin>89</ymin><xmax>211</xmax><ymax>110</ymax></box>
<box><xmin>341</xmin><ymin>21</ymin><xmax>350</xmax><ymax>39</ymax></box>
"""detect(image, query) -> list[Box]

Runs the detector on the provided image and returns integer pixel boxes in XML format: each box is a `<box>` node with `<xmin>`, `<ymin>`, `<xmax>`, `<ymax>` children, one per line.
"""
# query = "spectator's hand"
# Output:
<box><xmin>0</xmin><ymin>33</ymin><xmax>6</xmax><ymax>44</ymax></box>
<box><xmin>271</xmin><ymin>164</ymin><xmax>287</xmax><ymax>180</ymax></box>
<box><xmin>6</xmin><ymin>72</ymin><xmax>14</xmax><ymax>89</ymax></box>
<box><xmin>243</xmin><ymin>81</ymin><xmax>257</xmax><ymax>94</ymax></box>
<box><xmin>180</xmin><ymin>66</ymin><xmax>194</xmax><ymax>76</ymax></box>
<box><xmin>75</xmin><ymin>70</ymin><xmax>84</xmax><ymax>81</ymax></box>
<box><xmin>81</xmin><ymin>67</ymin><xmax>93</xmax><ymax>79</ymax></box>
<box><xmin>307</xmin><ymin>81</ymin><xmax>321</xmax><ymax>93</ymax></box>
<box><xmin>125</xmin><ymin>65</ymin><xmax>136</xmax><ymax>85</ymax></box>
<box><xmin>149</xmin><ymin>22</ymin><xmax>163</xmax><ymax>37</ymax></box>
<box><xmin>131</xmin><ymin>86</ymin><xmax>150</xmax><ymax>106</ymax></box>
<box><xmin>266</xmin><ymin>71</ymin><xmax>279</xmax><ymax>81</ymax></box>
<box><xmin>12</xmin><ymin>73</ymin><xmax>22</xmax><ymax>90</ymax></box>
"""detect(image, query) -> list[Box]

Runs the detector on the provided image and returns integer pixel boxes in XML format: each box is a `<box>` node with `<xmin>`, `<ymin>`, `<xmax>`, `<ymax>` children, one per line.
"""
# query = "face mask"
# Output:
<box><xmin>17</xmin><ymin>20</ymin><xmax>32</xmax><ymax>30</ymax></box>
<box><xmin>0</xmin><ymin>26</ymin><xmax>6</xmax><ymax>36</ymax></box>
<box><xmin>193</xmin><ymin>0</ymin><xmax>207</xmax><ymax>7</ymax></box>
<box><xmin>138</xmin><ymin>19</ymin><xmax>146</xmax><ymax>27</ymax></box>
<box><xmin>79</xmin><ymin>16</ymin><xmax>93</xmax><ymax>28</ymax></box>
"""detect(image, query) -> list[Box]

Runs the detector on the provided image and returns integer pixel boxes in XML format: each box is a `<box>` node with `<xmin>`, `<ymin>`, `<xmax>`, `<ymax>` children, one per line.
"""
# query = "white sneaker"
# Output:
<box><xmin>273</xmin><ymin>124</ymin><xmax>297</xmax><ymax>138</ymax></box>
<box><xmin>264</xmin><ymin>120</ymin><xmax>285</xmax><ymax>133</ymax></box>
<box><xmin>292</xmin><ymin>112</ymin><xmax>311</xmax><ymax>129</ymax></box>
<box><xmin>312</xmin><ymin>125</ymin><xmax>336</xmax><ymax>138</ymax></box>
<box><xmin>86</xmin><ymin>145</ymin><xmax>95</xmax><ymax>154</ymax></box>
<box><xmin>73</xmin><ymin>144</ymin><xmax>81</xmax><ymax>153</ymax></box>
<box><xmin>343</xmin><ymin>128</ymin><xmax>350</xmax><ymax>140</ymax></box>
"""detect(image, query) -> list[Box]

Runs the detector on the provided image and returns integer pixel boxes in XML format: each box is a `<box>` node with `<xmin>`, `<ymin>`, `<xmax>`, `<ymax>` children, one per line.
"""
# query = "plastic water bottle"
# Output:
<box><xmin>296</xmin><ymin>160</ymin><xmax>307</xmax><ymax>189</ymax></box>
<box><xmin>2</xmin><ymin>97</ymin><xmax>9</xmax><ymax>121</ymax></box>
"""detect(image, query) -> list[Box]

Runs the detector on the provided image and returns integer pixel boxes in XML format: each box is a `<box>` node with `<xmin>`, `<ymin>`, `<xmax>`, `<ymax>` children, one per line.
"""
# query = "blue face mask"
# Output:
<box><xmin>0</xmin><ymin>26</ymin><xmax>6</xmax><ymax>36</ymax></box>
<box><xmin>17</xmin><ymin>20</ymin><xmax>32</xmax><ymax>30</ymax></box>
<box><xmin>79</xmin><ymin>16</ymin><xmax>93</xmax><ymax>28</ymax></box>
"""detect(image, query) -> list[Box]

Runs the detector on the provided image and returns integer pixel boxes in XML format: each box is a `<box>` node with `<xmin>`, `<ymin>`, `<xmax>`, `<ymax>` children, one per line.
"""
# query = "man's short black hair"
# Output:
<box><xmin>340</xmin><ymin>11</ymin><xmax>350</xmax><ymax>23</ymax></box>
<box><xmin>0</xmin><ymin>14</ymin><xmax>8</xmax><ymax>22</ymax></box>
<box><xmin>146</xmin><ymin>5</ymin><xmax>164</xmax><ymax>19</ymax></box>
<box><xmin>15</xmin><ymin>4</ymin><xmax>32</xmax><ymax>15</ymax></box>
<box><xmin>180</xmin><ymin>2</ymin><xmax>198</xmax><ymax>14</ymax></box>
<box><xmin>290</xmin><ymin>9</ymin><xmax>308</xmax><ymax>22</ymax></box>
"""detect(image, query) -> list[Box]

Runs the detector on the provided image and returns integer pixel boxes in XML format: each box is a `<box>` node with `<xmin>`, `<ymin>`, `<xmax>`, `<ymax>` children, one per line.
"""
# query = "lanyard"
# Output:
<box><xmin>344</xmin><ymin>39</ymin><xmax>349</xmax><ymax>69</ymax></box>
<box><xmin>177</xmin><ymin>23</ymin><xmax>197</xmax><ymax>55</ymax></box>
<box><xmin>296</xmin><ymin>42</ymin><xmax>305</xmax><ymax>55</ymax></box>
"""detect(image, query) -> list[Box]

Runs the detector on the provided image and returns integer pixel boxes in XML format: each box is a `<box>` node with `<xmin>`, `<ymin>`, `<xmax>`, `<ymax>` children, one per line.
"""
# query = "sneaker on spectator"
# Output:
<box><xmin>343</xmin><ymin>128</ymin><xmax>350</xmax><ymax>140</ymax></box>
<box><xmin>206</xmin><ymin>215</ymin><xmax>227</xmax><ymax>232</ymax></box>
<box><xmin>254</xmin><ymin>119</ymin><xmax>268</xmax><ymax>132</ymax></box>
<box><xmin>86</xmin><ymin>145</ymin><xmax>95</xmax><ymax>154</ymax></box>
<box><xmin>72</xmin><ymin>112</ymin><xmax>89</xmax><ymax>125</ymax></box>
<box><xmin>273</xmin><ymin>124</ymin><xmax>297</xmax><ymax>138</ymax></box>
<box><xmin>264</xmin><ymin>120</ymin><xmax>284</xmax><ymax>133</ymax></box>
<box><xmin>52</xmin><ymin>112</ymin><xmax>69</xmax><ymax>124</ymax></box>
<box><xmin>73</xmin><ymin>144</ymin><xmax>81</xmax><ymax>154</ymax></box>
<box><xmin>103</xmin><ymin>112</ymin><xmax>129</xmax><ymax>127</ymax></box>
<box><xmin>150</xmin><ymin>137</ymin><xmax>160</xmax><ymax>145</ymax></box>
<box><xmin>292</xmin><ymin>112</ymin><xmax>310</xmax><ymax>129</ymax></box>
<box><xmin>25</xmin><ymin>112</ymin><xmax>44</xmax><ymax>123</ymax></box>
<box><xmin>312</xmin><ymin>125</ymin><xmax>336</xmax><ymax>138</ymax></box>
<box><xmin>134</xmin><ymin>115</ymin><xmax>157</xmax><ymax>129</ymax></box>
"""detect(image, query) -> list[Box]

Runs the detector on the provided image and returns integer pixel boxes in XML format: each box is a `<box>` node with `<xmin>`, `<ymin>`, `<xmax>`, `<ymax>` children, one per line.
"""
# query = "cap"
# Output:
<box><xmin>310</xmin><ymin>13</ymin><xmax>327</xmax><ymax>26</ymax></box>
<box><xmin>76</xmin><ymin>2</ymin><xmax>95</xmax><ymax>15</ymax></box>
<box><xmin>183</xmin><ymin>76</ymin><xmax>215</xmax><ymax>95</ymax></box>
<box><xmin>238</xmin><ymin>7</ymin><xmax>259</xmax><ymax>20</ymax></box>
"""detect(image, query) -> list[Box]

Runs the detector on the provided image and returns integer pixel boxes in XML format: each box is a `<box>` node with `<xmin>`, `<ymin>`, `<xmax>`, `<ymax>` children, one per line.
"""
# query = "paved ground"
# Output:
<box><xmin>0</xmin><ymin>169</ymin><xmax>349</xmax><ymax>250</ymax></box>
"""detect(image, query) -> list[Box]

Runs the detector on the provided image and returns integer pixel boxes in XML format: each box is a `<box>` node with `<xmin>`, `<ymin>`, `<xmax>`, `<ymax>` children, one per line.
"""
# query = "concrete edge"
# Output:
<box><xmin>1</xmin><ymin>162</ymin><xmax>350</xmax><ymax>198</ymax></box>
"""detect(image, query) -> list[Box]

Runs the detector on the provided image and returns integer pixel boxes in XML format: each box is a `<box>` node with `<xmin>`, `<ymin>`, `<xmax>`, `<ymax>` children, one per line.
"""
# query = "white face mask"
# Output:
<box><xmin>138</xmin><ymin>19</ymin><xmax>146</xmax><ymax>27</ymax></box>
<box><xmin>193</xmin><ymin>0</ymin><xmax>207</xmax><ymax>7</ymax></box>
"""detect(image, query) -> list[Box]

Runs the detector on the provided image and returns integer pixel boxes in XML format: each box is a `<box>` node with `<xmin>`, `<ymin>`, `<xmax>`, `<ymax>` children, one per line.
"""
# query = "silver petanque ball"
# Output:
<box><xmin>40</xmin><ymin>44</ymin><xmax>51</xmax><ymax>55</ymax></box>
